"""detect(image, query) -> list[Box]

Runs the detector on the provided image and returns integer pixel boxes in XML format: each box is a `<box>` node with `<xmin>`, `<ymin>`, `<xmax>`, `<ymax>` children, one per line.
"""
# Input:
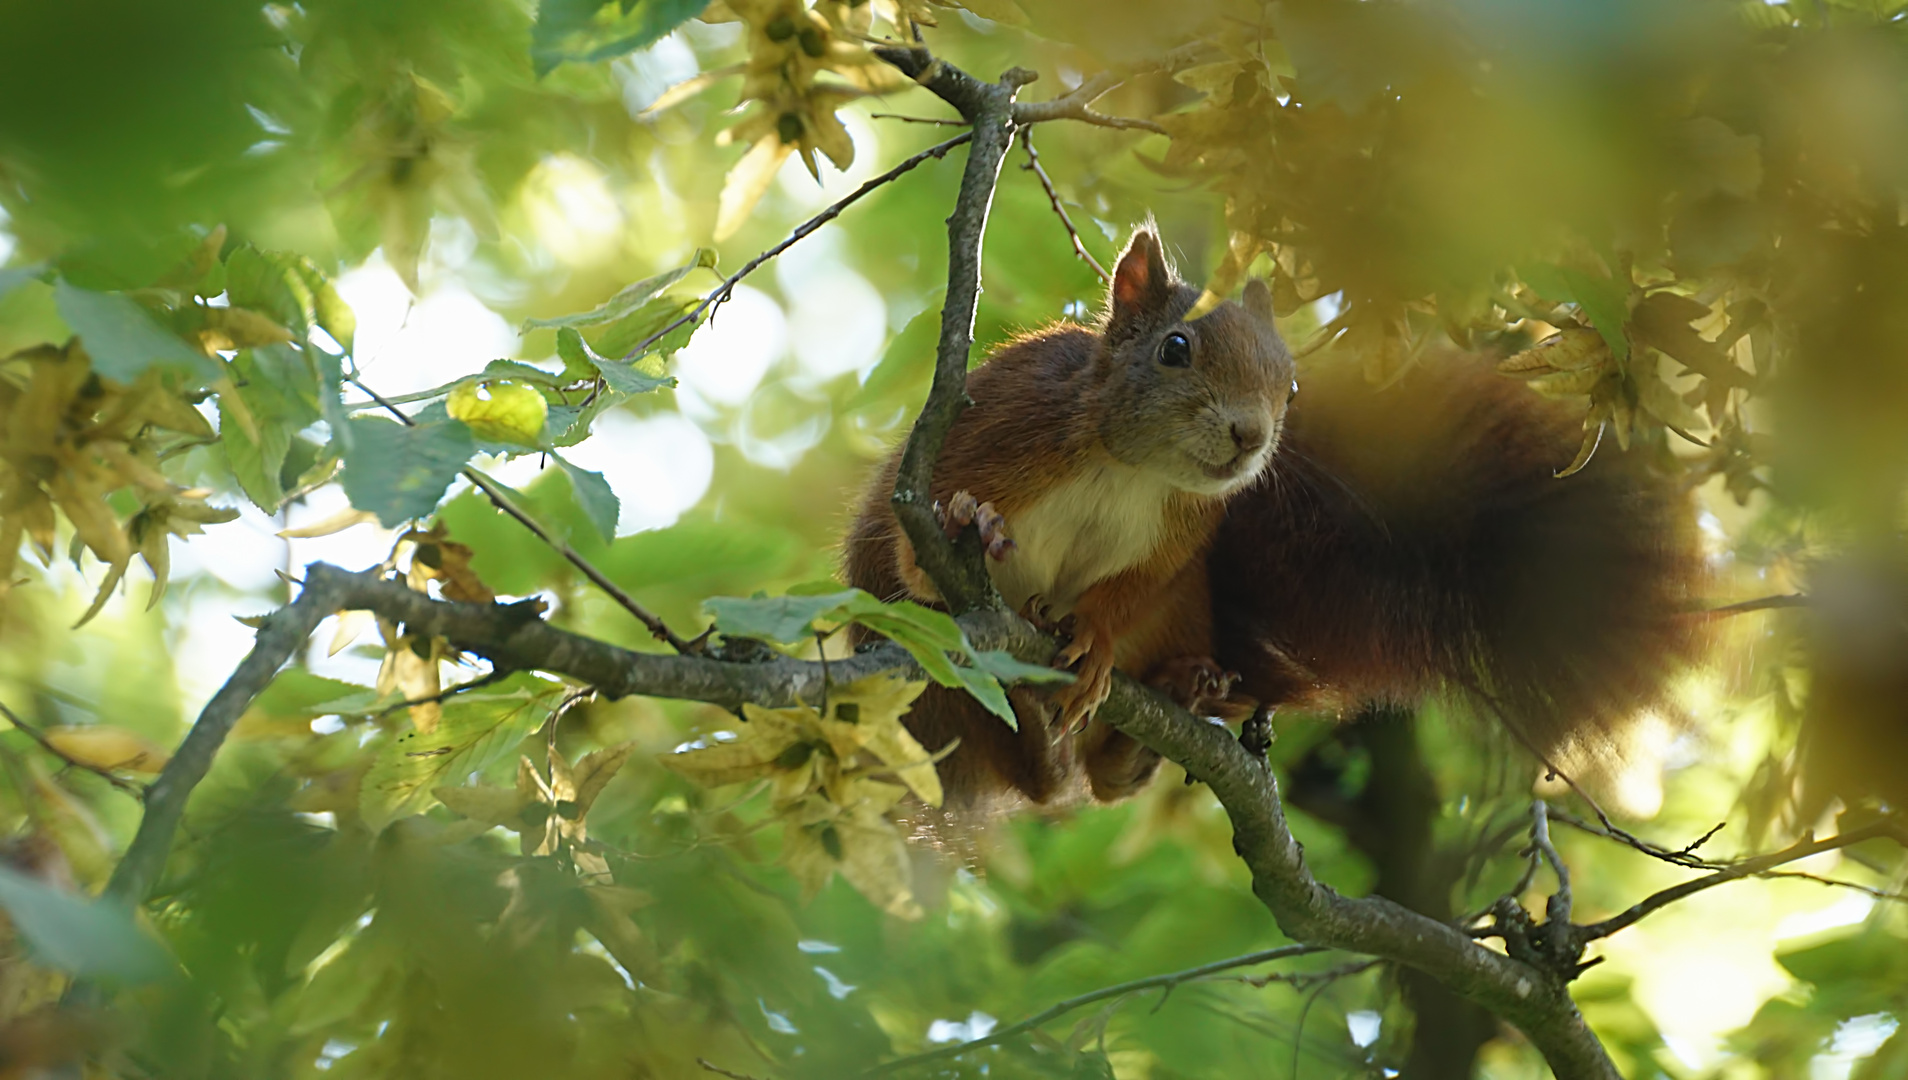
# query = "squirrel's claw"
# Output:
<box><xmin>1053</xmin><ymin>631</ymin><xmax>1115</xmax><ymax>732</ymax></box>
<box><xmin>1149</xmin><ymin>656</ymin><xmax>1239</xmax><ymax>716</ymax></box>
<box><xmin>937</xmin><ymin>490</ymin><xmax>1014</xmax><ymax>561</ymax></box>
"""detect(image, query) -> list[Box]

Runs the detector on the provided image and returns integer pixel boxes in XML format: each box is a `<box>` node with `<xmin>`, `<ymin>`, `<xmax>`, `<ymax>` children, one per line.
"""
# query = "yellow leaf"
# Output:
<box><xmin>446</xmin><ymin>381</ymin><xmax>548</xmax><ymax>446</ymax></box>
<box><xmin>42</xmin><ymin>726</ymin><xmax>170</xmax><ymax>774</ymax></box>
<box><xmin>572</xmin><ymin>742</ymin><xmax>635</xmax><ymax>817</ymax></box>
<box><xmin>716</xmin><ymin>137</ymin><xmax>794</xmax><ymax>241</ymax></box>
<box><xmin>433</xmin><ymin>783</ymin><xmax>527</xmax><ymax>828</ymax></box>
<box><xmin>1499</xmin><ymin>327</ymin><xmax>1611</xmax><ymax>377</ymax></box>
<box><xmin>828</xmin><ymin>675</ymin><xmax>940</xmax><ymax>807</ymax></box>
<box><xmin>280</xmin><ymin>507</ymin><xmax>380</xmax><ymax>539</ymax></box>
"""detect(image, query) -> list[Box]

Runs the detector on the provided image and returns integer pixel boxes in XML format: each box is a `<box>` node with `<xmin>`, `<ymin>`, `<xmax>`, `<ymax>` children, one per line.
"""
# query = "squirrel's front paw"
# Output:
<box><xmin>1053</xmin><ymin>631</ymin><xmax>1115</xmax><ymax>732</ymax></box>
<box><xmin>937</xmin><ymin>490</ymin><xmax>1015</xmax><ymax>561</ymax></box>
<box><xmin>1148</xmin><ymin>656</ymin><xmax>1239</xmax><ymax>716</ymax></box>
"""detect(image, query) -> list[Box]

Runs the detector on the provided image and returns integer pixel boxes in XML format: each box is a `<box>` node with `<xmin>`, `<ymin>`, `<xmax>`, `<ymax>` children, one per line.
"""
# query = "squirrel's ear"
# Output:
<box><xmin>1110</xmin><ymin>229</ymin><xmax>1172</xmax><ymax>322</ymax></box>
<box><xmin>1242</xmin><ymin>278</ymin><xmax>1275</xmax><ymax>324</ymax></box>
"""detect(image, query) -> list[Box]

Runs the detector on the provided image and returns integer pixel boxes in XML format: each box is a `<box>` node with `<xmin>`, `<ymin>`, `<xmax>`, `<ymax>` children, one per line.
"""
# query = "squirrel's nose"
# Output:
<box><xmin>1230</xmin><ymin>420</ymin><xmax>1268</xmax><ymax>455</ymax></box>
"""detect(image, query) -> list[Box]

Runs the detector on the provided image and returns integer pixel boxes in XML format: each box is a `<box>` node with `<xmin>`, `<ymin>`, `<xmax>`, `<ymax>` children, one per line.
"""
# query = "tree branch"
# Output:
<box><xmin>1009</xmin><ymin>69</ymin><xmax>1168</xmax><ymax>134</ymax></box>
<box><xmin>875</xmin><ymin>46</ymin><xmax>1033</xmax><ymax>615</ymax></box>
<box><xmin>859</xmin><ymin>944</ymin><xmax>1325</xmax><ymax>1077</ymax></box>
<box><xmin>1020</xmin><ymin>130</ymin><xmax>1110</xmax><ymax>284</ymax></box>
<box><xmin>1089</xmin><ymin>690</ymin><xmax>1624</xmax><ymax>1079</ymax></box>
<box><xmin>0</xmin><ymin>699</ymin><xmax>146</xmax><ymax>797</ymax></box>
<box><xmin>345</xmin><ymin>376</ymin><xmax>697</xmax><ymax>653</ymax></box>
<box><xmin>617</xmin><ymin>132</ymin><xmax>973</xmax><ymax>363</ymax></box>
<box><xmin>1577</xmin><ymin>819</ymin><xmax>1904</xmax><ymax>942</ymax></box>
<box><xmin>102</xmin><ymin>573</ymin><xmax>341</xmax><ymax>905</ymax></box>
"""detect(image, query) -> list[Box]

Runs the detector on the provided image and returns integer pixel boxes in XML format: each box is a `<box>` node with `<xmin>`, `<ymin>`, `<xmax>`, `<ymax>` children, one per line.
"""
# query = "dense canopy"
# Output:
<box><xmin>0</xmin><ymin>0</ymin><xmax>1905</xmax><ymax>1077</ymax></box>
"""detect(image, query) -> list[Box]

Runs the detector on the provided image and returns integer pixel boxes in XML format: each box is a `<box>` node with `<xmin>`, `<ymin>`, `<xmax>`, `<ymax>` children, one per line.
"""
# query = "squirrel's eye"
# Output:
<box><xmin>1157</xmin><ymin>331</ymin><xmax>1192</xmax><ymax>368</ymax></box>
<box><xmin>1289</xmin><ymin>379</ymin><xmax>1299</xmax><ymax>403</ymax></box>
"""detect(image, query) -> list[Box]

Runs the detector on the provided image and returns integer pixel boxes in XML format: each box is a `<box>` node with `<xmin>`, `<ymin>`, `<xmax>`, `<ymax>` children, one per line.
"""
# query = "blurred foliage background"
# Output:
<box><xmin>0</xmin><ymin>0</ymin><xmax>1905</xmax><ymax>1076</ymax></box>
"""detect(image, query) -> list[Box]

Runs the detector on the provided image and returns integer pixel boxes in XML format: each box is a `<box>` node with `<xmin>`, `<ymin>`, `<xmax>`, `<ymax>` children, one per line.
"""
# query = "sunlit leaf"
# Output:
<box><xmin>340</xmin><ymin>418</ymin><xmax>476</xmax><ymax>527</ymax></box>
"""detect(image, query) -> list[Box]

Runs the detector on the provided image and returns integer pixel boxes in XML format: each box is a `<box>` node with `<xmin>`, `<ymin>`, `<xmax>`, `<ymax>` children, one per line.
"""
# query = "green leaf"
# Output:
<box><xmin>220</xmin><ymin>387</ymin><xmax>292</xmax><ymax>512</ymax></box>
<box><xmin>555</xmin><ymin>455</ymin><xmax>619</xmax><ymax>542</ymax></box>
<box><xmin>848</xmin><ymin>290</ymin><xmax>943</xmax><ymax>410</ymax></box>
<box><xmin>557</xmin><ymin>326</ymin><xmax>675</xmax><ymax>396</ymax></box>
<box><xmin>971</xmin><ymin>649</ymin><xmax>1074</xmax><ymax>685</ymax></box>
<box><xmin>54</xmin><ymin>281</ymin><xmax>216</xmax><ymax>381</ymax></box>
<box><xmin>243</xmin><ymin>671</ymin><xmax>377</xmax><ymax>724</ymax></box>
<box><xmin>224</xmin><ymin>246</ymin><xmax>357</xmax><ymax>355</ymax></box>
<box><xmin>531</xmin><ymin>0</ymin><xmax>714</xmax><ymax>77</ymax></box>
<box><xmin>359</xmin><ymin>674</ymin><xmax>566</xmax><ymax>832</ymax></box>
<box><xmin>340</xmin><ymin>417</ymin><xmax>476</xmax><ymax>527</ymax></box>
<box><xmin>523</xmin><ymin>250</ymin><xmax>714</xmax><ymax>332</ymax></box>
<box><xmin>0</xmin><ymin>865</ymin><xmax>170</xmax><ymax>983</ymax></box>
<box><xmin>704</xmin><ymin>590</ymin><xmax>864</xmax><ymax>644</ymax></box>
<box><xmin>589</xmin><ymin>296</ymin><xmax>700</xmax><ymax>362</ymax></box>
<box><xmin>701</xmin><ymin>587</ymin><xmax>1050</xmax><ymax>726</ymax></box>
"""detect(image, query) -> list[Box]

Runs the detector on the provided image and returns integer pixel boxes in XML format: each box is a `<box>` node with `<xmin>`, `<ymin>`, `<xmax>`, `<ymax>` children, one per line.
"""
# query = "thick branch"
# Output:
<box><xmin>102</xmin><ymin>576</ymin><xmax>339</xmax><ymax>904</ymax></box>
<box><xmin>1091</xmin><ymin>692</ymin><xmax>1623</xmax><ymax>1079</ymax></box>
<box><xmin>877</xmin><ymin>47</ymin><xmax>1033</xmax><ymax>615</ymax></box>
<box><xmin>346</xmin><ymin>376</ymin><xmax>695</xmax><ymax>652</ymax></box>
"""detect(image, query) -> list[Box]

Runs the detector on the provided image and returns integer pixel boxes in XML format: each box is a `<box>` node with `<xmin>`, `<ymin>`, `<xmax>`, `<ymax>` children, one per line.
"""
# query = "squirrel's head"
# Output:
<box><xmin>1092</xmin><ymin>227</ymin><xmax>1296</xmax><ymax>497</ymax></box>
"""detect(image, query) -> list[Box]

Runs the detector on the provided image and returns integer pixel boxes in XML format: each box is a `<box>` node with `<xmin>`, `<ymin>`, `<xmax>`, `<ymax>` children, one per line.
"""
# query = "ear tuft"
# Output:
<box><xmin>1242</xmin><ymin>278</ymin><xmax>1275</xmax><ymax>324</ymax></box>
<box><xmin>1110</xmin><ymin>227</ymin><xmax>1173</xmax><ymax>322</ymax></box>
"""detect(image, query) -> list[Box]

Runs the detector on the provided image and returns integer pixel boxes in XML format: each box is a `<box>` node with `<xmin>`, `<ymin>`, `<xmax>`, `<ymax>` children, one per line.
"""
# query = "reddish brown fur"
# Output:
<box><xmin>842</xmin><ymin>231</ymin><xmax>1293</xmax><ymax>811</ymax></box>
<box><xmin>1209</xmin><ymin>353</ymin><xmax>1709</xmax><ymax>761</ymax></box>
<box><xmin>843</xmin><ymin>240</ymin><xmax>1706</xmax><ymax>817</ymax></box>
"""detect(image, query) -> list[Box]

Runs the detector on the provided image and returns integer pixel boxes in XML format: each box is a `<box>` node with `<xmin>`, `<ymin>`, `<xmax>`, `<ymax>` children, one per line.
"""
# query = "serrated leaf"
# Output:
<box><xmin>359</xmin><ymin>674</ymin><xmax>564</xmax><ymax>832</ymax></box>
<box><xmin>446</xmin><ymin>381</ymin><xmax>548</xmax><ymax>446</ymax></box>
<box><xmin>340</xmin><ymin>418</ymin><xmax>476</xmax><ymax>527</ymax></box>
<box><xmin>557</xmin><ymin>326</ymin><xmax>676</xmax><ymax>394</ymax></box>
<box><xmin>704</xmin><ymin>590</ymin><xmax>864</xmax><ymax>644</ymax></box>
<box><xmin>555</xmin><ymin>455</ymin><xmax>620</xmax><ymax>542</ymax></box>
<box><xmin>523</xmin><ymin>250</ymin><xmax>714</xmax><ymax>332</ymax></box>
<box><xmin>53</xmin><ymin>281</ymin><xmax>215</xmax><ymax>382</ymax></box>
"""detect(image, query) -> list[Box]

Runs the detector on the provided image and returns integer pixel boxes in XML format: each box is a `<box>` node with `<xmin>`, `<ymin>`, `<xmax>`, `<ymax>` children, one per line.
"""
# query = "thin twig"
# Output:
<box><xmin>1579</xmin><ymin>819</ymin><xmax>1905</xmax><ymax>941</ymax></box>
<box><xmin>1756</xmin><ymin>871</ymin><xmax>1908</xmax><ymax>903</ymax></box>
<box><xmin>1548</xmin><ymin>808</ymin><xmax>1726</xmax><ymax>871</ymax></box>
<box><xmin>697</xmin><ymin>1059</ymin><xmax>770</xmax><ymax>1080</ymax></box>
<box><xmin>344</xmin><ymin>375</ymin><xmax>696</xmax><ymax>653</ymax></box>
<box><xmin>374</xmin><ymin>666</ymin><xmax>517</xmax><ymax>719</ymax></box>
<box><xmin>0</xmin><ymin>700</ymin><xmax>145</xmax><ymax>797</ymax></box>
<box><xmin>1009</xmin><ymin>69</ymin><xmax>1168</xmax><ymax>133</ymax></box>
<box><xmin>1693</xmin><ymin>593</ymin><xmax>1810</xmax><ymax>620</ymax></box>
<box><xmin>859</xmin><ymin>944</ymin><xmax>1325</xmax><ymax>1076</ymax></box>
<box><xmin>617</xmin><ymin>132</ymin><xmax>973</xmax><ymax>363</ymax></box>
<box><xmin>870</xmin><ymin>112</ymin><xmax>965</xmax><ymax>125</ymax></box>
<box><xmin>1020</xmin><ymin>129</ymin><xmax>1110</xmax><ymax>284</ymax></box>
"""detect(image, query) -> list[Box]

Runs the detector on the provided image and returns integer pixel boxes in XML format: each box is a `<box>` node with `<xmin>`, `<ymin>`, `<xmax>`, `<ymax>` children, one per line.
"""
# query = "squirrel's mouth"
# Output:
<box><xmin>1200</xmin><ymin>448</ymin><xmax>1267</xmax><ymax>484</ymax></box>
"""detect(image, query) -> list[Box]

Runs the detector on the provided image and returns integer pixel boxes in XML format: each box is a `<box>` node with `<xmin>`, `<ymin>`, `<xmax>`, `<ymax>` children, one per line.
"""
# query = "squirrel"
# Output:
<box><xmin>842</xmin><ymin>226</ymin><xmax>1706</xmax><ymax>814</ymax></box>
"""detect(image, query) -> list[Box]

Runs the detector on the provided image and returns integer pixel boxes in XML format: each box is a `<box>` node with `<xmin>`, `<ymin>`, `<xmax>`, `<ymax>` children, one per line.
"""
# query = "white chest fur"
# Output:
<box><xmin>989</xmin><ymin>464</ymin><xmax>1176</xmax><ymax>616</ymax></box>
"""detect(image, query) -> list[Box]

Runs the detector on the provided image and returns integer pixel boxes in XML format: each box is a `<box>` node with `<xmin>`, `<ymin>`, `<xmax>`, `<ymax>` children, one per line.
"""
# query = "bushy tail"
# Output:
<box><xmin>1209</xmin><ymin>351</ymin><xmax>1708</xmax><ymax>761</ymax></box>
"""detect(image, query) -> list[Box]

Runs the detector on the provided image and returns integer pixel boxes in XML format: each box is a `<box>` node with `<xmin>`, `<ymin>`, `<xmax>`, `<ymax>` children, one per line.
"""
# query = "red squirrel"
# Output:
<box><xmin>843</xmin><ymin>226</ymin><xmax>1706</xmax><ymax>813</ymax></box>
